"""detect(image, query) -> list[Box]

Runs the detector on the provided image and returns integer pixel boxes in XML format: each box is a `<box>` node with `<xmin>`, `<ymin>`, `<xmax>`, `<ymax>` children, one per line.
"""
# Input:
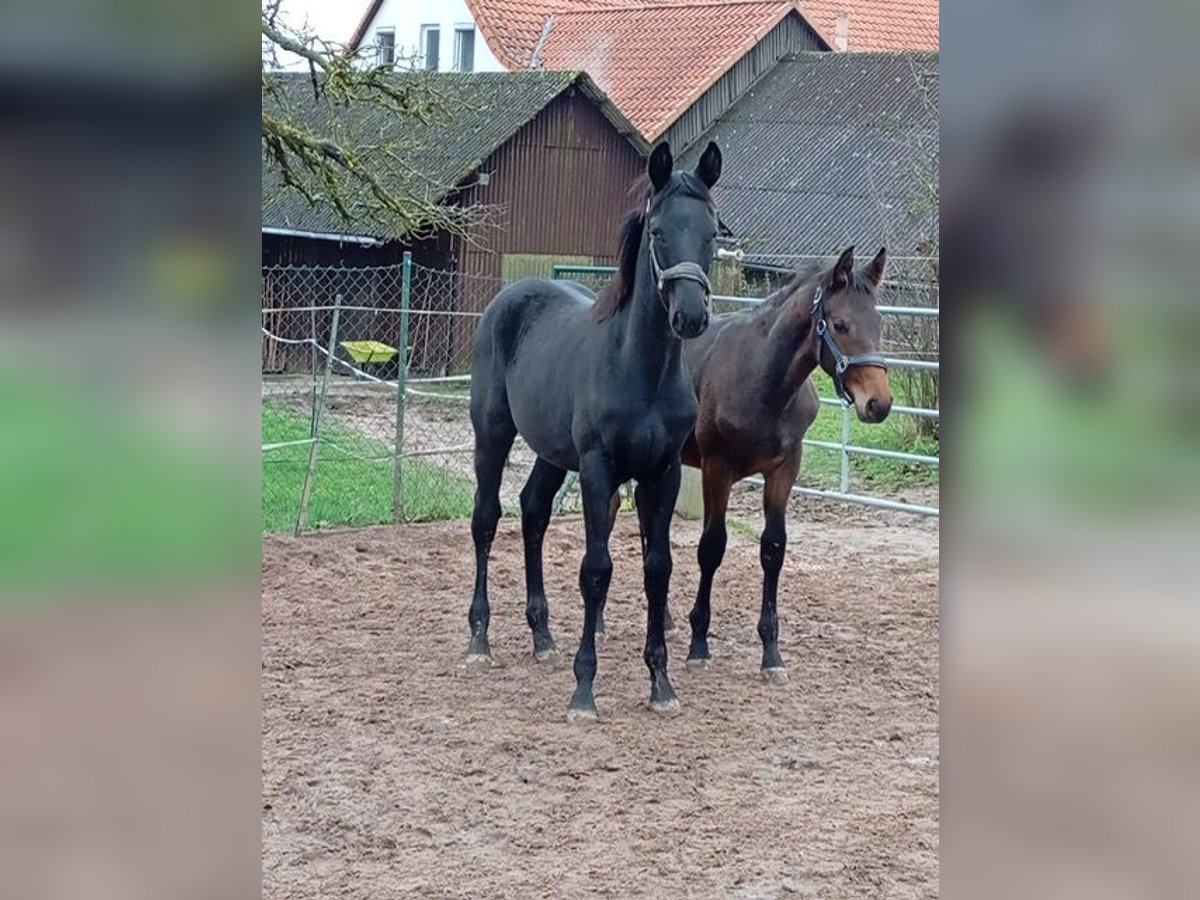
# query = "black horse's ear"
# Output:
<box><xmin>830</xmin><ymin>245</ymin><xmax>855</xmax><ymax>290</ymax></box>
<box><xmin>695</xmin><ymin>141</ymin><xmax>722</xmax><ymax>188</ymax></box>
<box><xmin>648</xmin><ymin>142</ymin><xmax>673</xmax><ymax>192</ymax></box>
<box><xmin>862</xmin><ymin>246</ymin><xmax>887</xmax><ymax>287</ymax></box>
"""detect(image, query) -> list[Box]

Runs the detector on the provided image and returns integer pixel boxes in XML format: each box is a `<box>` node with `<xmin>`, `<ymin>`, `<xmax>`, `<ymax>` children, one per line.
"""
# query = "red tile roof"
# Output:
<box><xmin>536</xmin><ymin>1</ymin><xmax>794</xmax><ymax>139</ymax></box>
<box><xmin>463</xmin><ymin>0</ymin><xmax>628</xmax><ymax>69</ymax></box>
<box><xmin>798</xmin><ymin>0</ymin><xmax>938</xmax><ymax>52</ymax></box>
<box><xmin>349</xmin><ymin>0</ymin><xmax>938</xmax><ymax>139</ymax></box>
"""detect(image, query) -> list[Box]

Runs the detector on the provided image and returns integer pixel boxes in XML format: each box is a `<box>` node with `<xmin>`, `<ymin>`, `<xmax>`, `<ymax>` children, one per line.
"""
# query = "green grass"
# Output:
<box><xmin>798</xmin><ymin>370</ymin><xmax>939</xmax><ymax>492</ymax></box>
<box><xmin>262</xmin><ymin>403</ymin><xmax>475</xmax><ymax>532</ymax></box>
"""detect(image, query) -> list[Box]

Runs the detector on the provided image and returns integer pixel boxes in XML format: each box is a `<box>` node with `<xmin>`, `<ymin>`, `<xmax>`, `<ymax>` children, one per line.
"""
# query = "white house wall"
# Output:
<box><xmin>358</xmin><ymin>0</ymin><xmax>505</xmax><ymax>72</ymax></box>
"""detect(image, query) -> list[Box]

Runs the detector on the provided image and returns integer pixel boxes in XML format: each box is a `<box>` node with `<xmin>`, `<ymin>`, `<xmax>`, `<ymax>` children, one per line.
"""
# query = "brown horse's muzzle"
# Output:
<box><xmin>844</xmin><ymin>366</ymin><xmax>893</xmax><ymax>423</ymax></box>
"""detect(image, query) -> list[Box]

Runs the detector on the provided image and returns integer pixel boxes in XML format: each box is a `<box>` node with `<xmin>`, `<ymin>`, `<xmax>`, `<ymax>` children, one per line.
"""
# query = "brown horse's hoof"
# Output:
<box><xmin>761</xmin><ymin>667</ymin><xmax>789</xmax><ymax>686</ymax></box>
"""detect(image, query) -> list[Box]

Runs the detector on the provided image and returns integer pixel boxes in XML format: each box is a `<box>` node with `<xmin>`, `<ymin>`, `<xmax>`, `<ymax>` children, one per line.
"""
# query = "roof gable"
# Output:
<box><xmin>536</xmin><ymin>1</ymin><xmax>799</xmax><ymax>140</ymax></box>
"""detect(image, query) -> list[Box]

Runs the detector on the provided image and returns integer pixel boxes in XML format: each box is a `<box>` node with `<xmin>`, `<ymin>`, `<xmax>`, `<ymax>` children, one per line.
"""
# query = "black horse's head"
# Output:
<box><xmin>592</xmin><ymin>141</ymin><xmax>722</xmax><ymax>336</ymax></box>
<box><xmin>813</xmin><ymin>246</ymin><xmax>894</xmax><ymax>423</ymax></box>
<box><xmin>644</xmin><ymin>141</ymin><xmax>722</xmax><ymax>338</ymax></box>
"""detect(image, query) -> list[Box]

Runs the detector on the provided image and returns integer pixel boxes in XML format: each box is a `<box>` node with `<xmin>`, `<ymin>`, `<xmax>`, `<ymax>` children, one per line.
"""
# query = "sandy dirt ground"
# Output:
<box><xmin>262</xmin><ymin>502</ymin><xmax>939</xmax><ymax>898</ymax></box>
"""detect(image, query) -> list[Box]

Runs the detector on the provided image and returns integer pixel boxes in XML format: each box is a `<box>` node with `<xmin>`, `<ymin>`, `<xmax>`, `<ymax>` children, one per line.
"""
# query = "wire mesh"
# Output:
<box><xmin>262</xmin><ymin>257</ymin><xmax>939</xmax><ymax>533</ymax></box>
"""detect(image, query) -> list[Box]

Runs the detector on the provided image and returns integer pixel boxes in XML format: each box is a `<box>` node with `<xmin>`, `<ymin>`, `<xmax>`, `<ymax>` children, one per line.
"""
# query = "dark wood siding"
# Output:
<box><xmin>262</xmin><ymin>86</ymin><xmax>646</xmax><ymax>375</ymax></box>
<box><xmin>450</xmin><ymin>88</ymin><xmax>644</xmax><ymax>364</ymax></box>
<box><xmin>661</xmin><ymin>13</ymin><xmax>826</xmax><ymax>153</ymax></box>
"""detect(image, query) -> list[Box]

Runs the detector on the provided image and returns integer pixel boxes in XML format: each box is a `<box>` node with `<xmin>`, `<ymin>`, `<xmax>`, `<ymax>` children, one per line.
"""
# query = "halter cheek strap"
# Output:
<box><xmin>645</xmin><ymin>199</ymin><xmax>712</xmax><ymax>313</ymax></box>
<box><xmin>811</xmin><ymin>285</ymin><xmax>888</xmax><ymax>406</ymax></box>
<box><xmin>649</xmin><ymin>241</ymin><xmax>712</xmax><ymax>303</ymax></box>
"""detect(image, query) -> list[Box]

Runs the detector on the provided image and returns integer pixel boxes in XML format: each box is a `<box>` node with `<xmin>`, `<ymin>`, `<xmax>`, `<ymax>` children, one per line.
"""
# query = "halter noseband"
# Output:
<box><xmin>645</xmin><ymin>199</ymin><xmax>712</xmax><ymax>314</ymax></box>
<box><xmin>811</xmin><ymin>285</ymin><xmax>888</xmax><ymax>406</ymax></box>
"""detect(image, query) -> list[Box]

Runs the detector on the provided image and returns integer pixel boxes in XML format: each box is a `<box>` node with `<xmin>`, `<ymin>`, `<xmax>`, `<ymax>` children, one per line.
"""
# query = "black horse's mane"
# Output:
<box><xmin>591</xmin><ymin>173</ymin><xmax>713</xmax><ymax>322</ymax></box>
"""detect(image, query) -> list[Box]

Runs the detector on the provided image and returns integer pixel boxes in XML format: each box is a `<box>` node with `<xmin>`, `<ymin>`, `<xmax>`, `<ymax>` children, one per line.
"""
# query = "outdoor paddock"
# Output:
<box><xmin>261</xmin><ymin>496</ymin><xmax>938</xmax><ymax>898</ymax></box>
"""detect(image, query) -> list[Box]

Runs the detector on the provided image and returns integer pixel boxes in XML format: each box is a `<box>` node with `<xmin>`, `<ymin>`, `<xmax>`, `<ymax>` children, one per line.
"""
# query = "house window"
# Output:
<box><xmin>453</xmin><ymin>26</ymin><xmax>475</xmax><ymax>72</ymax></box>
<box><xmin>420</xmin><ymin>25</ymin><xmax>440</xmax><ymax>70</ymax></box>
<box><xmin>375</xmin><ymin>28</ymin><xmax>395</xmax><ymax>67</ymax></box>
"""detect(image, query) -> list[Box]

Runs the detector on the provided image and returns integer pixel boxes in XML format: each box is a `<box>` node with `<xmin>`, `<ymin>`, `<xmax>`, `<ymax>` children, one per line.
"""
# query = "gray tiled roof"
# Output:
<box><xmin>263</xmin><ymin>70</ymin><xmax>645</xmax><ymax>236</ymax></box>
<box><xmin>682</xmin><ymin>52</ymin><xmax>938</xmax><ymax>263</ymax></box>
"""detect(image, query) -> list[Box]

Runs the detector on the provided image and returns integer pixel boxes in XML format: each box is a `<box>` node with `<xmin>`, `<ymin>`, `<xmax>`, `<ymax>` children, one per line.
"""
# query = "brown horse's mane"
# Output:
<box><xmin>755</xmin><ymin>256</ymin><xmax>873</xmax><ymax>319</ymax></box>
<box><xmin>591</xmin><ymin>173</ymin><xmax>712</xmax><ymax>322</ymax></box>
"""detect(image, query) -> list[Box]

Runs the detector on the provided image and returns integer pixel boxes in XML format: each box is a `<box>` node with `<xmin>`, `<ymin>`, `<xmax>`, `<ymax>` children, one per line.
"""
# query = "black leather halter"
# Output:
<box><xmin>811</xmin><ymin>285</ymin><xmax>888</xmax><ymax>405</ymax></box>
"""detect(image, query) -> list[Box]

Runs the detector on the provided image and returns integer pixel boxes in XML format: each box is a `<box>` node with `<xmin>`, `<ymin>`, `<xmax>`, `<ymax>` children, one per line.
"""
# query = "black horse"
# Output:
<box><xmin>467</xmin><ymin>141</ymin><xmax>723</xmax><ymax>719</ymax></box>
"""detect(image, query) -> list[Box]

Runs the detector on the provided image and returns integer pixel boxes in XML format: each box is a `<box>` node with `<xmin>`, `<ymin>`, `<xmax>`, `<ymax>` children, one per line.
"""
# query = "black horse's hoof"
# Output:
<box><xmin>649</xmin><ymin>696</ymin><xmax>681</xmax><ymax>715</ymax></box>
<box><xmin>685</xmin><ymin>657</ymin><xmax>709</xmax><ymax>673</ymax></box>
<box><xmin>534</xmin><ymin>646</ymin><xmax>561</xmax><ymax>664</ymax></box>
<box><xmin>566</xmin><ymin>705</ymin><xmax>598</xmax><ymax>722</ymax></box>
<box><xmin>761</xmin><ymin>666</ymin><xmax>789</xmax><ymax>686</ymax></box>
<box><xmin>567</xmin><ymin>684</ymin><xmax>597</xmax><ymax>721</ymax></box>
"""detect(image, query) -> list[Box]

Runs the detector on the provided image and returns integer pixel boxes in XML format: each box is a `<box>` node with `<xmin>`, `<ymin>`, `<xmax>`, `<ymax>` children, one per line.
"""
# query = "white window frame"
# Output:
<box><xmin>419</xmin><ymin>24</ymin><xmax>440</xmax><ymax>71</ymax></box>
<box><xmin>374</xmin><ymin>28</ymin><xmax>395</xmax><ymax>67</ymax></box>
<box><xmin>452</xmin><ymin>24</ymin><xmax>476</xmax><ymax>72</ymax></box>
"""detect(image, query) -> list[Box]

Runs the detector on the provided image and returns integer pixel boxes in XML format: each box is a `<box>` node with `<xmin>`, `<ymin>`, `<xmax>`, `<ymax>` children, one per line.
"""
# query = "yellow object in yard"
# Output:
<box><xmin>340</xmin><ymin>340</ymin><xmax>398</xmax><ymax>364</ymax></box>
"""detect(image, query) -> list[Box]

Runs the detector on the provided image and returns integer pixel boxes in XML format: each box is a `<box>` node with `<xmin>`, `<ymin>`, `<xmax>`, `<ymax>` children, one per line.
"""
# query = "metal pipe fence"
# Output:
<box><xmin>550</xmin><ymin>264</ymin><xmax>940</xmax><ymax>518</ymax></box>
<box><xmin>261</xmin><ymin>257</ymin><xmax>938</xmax><ymax>532</ymax></box>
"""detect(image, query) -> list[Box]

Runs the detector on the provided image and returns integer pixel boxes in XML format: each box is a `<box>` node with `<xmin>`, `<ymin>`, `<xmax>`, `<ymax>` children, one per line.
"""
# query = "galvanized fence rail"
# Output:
<box><xmin>552</xmin><ymin>265</ymin><xmax>940</xmax><ymax>518</ymax></box>
<box><xmin>261</xmin><ymin>257</ymin><xmax>938</xmax><ymax>533</ymax></box>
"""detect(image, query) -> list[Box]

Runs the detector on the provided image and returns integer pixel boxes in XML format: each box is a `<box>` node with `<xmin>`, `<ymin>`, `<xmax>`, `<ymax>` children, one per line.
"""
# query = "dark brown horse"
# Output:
<box><xmin>678</xmin><ymin>246</ymin><xmax>893</xmax><ymax>683</ymax></box>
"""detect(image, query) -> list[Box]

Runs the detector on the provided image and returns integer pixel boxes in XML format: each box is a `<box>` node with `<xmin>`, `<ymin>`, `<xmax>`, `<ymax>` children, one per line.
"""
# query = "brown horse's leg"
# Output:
<box><xmin>686</xmin><ymin>459</ymin><xmax>734</xmax><ymax>667</ymax></box>
<box><xmin>634</xmin><ymin>463</ymin><xmax>682</xmax><ymax>713</ymax></box>
<box><xmin>520</xmin><ymin>458</ymin><xmax>568</xmax><ymax>661</ymax></box>
<box><xmin>759</xmin><ymin>458</ymin><xmax>799</xmax><ymax>684</ymax></box>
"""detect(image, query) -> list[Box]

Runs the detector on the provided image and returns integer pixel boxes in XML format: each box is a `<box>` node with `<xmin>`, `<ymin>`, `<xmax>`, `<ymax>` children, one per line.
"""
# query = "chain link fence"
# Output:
<box><xmin>262</xmin><ymin>255</ymin><xmax>938</xmax><ymax>533</ymax></box>
<box><xmin>262</xmin><ymin>256</ymin><xmax>528</xmax><ymax>533</ymax></box>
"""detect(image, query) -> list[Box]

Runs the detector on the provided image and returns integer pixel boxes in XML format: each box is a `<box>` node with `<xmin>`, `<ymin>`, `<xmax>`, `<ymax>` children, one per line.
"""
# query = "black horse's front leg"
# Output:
<box><xmin>567</xmin><ymin>453</ymin><xmax>617</xmax><ymax>721</ymax></box>
<box><xmin>635</xmin><ymin>463</ymin><xmax>682</xmax><ymax>713</ymax></box>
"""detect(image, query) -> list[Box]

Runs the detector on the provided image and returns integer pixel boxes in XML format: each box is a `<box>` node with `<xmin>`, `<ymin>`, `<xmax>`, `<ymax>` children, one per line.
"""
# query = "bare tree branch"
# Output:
<box><xmin>261</xmin><ymin>10</ymin><xmax>483</xmax><ymax>240</ymax></box>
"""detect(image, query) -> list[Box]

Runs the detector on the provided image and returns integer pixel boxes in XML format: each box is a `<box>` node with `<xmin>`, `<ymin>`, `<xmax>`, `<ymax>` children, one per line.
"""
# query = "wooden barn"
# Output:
<box><xmin>261</xmin><ymin>70</ymin><xmax>648</xmax><ymax>375</ymax></box>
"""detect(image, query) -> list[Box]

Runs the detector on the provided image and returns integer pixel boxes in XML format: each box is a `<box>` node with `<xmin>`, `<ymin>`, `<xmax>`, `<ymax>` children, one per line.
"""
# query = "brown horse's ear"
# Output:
<box><xmin>648</xmin><ymin>142</ymin><xmax>673</xmax><ymax>192</ymax></box>
<box><xmin>829</xmin><ymin>246</ymin><xmax>855</xmax><ymax>290</ymax></box>
<box><xmin>862</xmin><ymin>246</ymin><xmax>887</xmax><ymax>287</ymax></box>
<box><xmin>695</xmin><ymin>141</ymin><xmax>722</xmax><ymax>188</ymax></box>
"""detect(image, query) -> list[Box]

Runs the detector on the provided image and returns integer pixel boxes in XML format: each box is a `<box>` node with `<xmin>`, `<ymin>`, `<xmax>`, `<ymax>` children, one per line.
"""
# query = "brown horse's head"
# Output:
<box><xmin>814</xmin><ymin>246</ymin><xmax>893</xmax><ymax>423</ymax></box>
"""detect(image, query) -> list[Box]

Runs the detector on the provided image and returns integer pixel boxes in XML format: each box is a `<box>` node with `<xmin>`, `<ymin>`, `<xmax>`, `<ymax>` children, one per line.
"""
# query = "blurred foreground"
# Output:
<box><xmin>0</xmin><ymin>0</ymin><xmax>1197</xmax><ymax>896</ymax></box>
<box><xmin>943</xmin><ymin>0</ymin><xmax>1200</xmax><ymax>896</ymax></box>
